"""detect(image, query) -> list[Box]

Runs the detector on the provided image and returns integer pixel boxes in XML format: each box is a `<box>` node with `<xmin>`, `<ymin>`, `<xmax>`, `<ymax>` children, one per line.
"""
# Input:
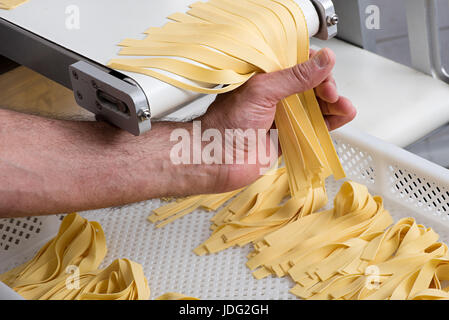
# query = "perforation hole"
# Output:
<box><xmin>0</xmin><ymin>217</ymin><xmax>44</xmax><ymax>251</ymax></box>
<box><xmin>389</xmin><ymin>165</ymin><xmax>449</xmax><ymax>216</ymax></box>
<box><xmin>333</xmin><ymin>139</ymin><xmax>376</xmax><ymax>184</ymax></box>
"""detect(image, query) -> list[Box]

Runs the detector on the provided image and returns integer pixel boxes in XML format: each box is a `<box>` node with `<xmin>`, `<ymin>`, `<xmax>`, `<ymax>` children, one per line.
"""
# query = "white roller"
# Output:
<box><xmin>0</xmin><ymin>0</ymin><xmax>320</xmax><ymax>120</ymax></box>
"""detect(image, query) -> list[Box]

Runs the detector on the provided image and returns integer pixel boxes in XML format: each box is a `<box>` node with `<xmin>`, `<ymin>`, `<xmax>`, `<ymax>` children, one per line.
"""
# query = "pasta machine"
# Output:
<box><xmin>0</xmin><ymin>0</ymin><xmax>338</xmax><ymax>135</ymax></box>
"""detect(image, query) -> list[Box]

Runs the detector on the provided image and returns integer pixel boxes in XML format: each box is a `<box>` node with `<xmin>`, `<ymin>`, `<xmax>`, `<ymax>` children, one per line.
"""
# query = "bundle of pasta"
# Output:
<box><xmin>109</xmin><ymin>0</ymin><xmax>345</xmax><ymax>199</ymax></box>
<box><xmin>246</xmin><ymin>182</ymin><xmax>394</xmax><ymax>280</ymax></box>
<box><xmin>0</xmin><ymin>213</ymin><xmax>150</xmax><ymax>300</ymax></box>
<box><xmin>289</xmin><ymin>218</ymin><xmax>449</xmax><ymax>300</ymax></box>
<box><xmin>0</xmin><ymin>213</ymin><xmax>107</xmax><ymax>290</ymax></box>
<box><xmin>194</xmin><ymin>177</ymin><xmax>327</xmax><ymax>255</ymax></box>
<box><xmin>109</xmin><ymin>0</ymin><xmax>449</xmax><ymax>300</ymax></box>
<box><xmin>1</xmin><ymin>213</ymin><xmax>197</xmax><ymax>300</ymax></box>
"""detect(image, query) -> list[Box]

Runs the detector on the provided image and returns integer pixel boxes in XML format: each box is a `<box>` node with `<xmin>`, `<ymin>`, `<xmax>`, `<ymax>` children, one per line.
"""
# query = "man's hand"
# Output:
<box><xmin>201</xmin><ymin>48</ymin><xmax>356</xmax><ymax>192</ymax></box>
<box><xmin>0</xmin><ymin>48</ymin><xmax>355</xmax><ymax>217</ymax></box>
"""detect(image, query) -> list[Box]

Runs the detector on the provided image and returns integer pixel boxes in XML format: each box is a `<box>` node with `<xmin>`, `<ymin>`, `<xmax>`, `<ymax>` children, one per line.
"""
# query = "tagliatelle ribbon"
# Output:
<box><xmin>109</xmin><ymin>0</ymin><xmax>449</xmax><ymax>300</ymax></box>
<box><xmin>10</xmin><ymin>258</ymin><xmax>151</xmax><ymax>300</ymax></box>
<box><xmin>288</xmin><ymin>216</ymin><xmax>449</xmax><ymax>300</ymax></box>
<box><xmin>0</xmin><ymin>213</ymin><xmax>107</xmax><ymax>289</ymax></box>
<box><xmin>1</xmin><ymin>213</ymin><xmax>197</xmax><ymax>300</ymax></box>
<box><xmin>152</xmin><ymin>179</ymin><xmax>449</xmax><ymax>300</ymax></box>
<box><xmin>193</xmin><ymin>171</ymin><xmax>329</xmax><ymax>256</ymax></box>
<box><xmin>0</xmin><ymin>0</ymin><xmax>27</xmax><ymax>9</ymax></box>
<box><xmin>246</xmin><ymin>182</ymin><xmax>393</xmax><ymax>277</ymax></box>
<box><xmin>108</xmin><ymin>0</ymin><xmax>345</xmax><ymax>198</ymax></box>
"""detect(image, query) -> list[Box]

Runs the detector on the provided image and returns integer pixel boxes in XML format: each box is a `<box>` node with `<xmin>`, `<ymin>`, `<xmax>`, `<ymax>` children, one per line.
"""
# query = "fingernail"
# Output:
<box><xmin>313</xmin><ymin>50</ymin><xmax>330</xmax><ymax>69</ymax></box>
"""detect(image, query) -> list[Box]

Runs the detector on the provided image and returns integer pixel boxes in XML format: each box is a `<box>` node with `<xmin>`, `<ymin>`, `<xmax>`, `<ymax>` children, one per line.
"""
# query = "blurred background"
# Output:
<box><xmin>334</xmin><ymin>0</ymin><xmax>449</xmax><ymax>169</ymax></box>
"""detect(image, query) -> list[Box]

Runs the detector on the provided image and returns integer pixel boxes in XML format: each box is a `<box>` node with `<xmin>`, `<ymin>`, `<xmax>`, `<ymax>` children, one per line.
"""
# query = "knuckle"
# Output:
<box><xmin>291</xmin><ymin>64</ymin><xmax>312</xmax><ymax>85</ymax></box>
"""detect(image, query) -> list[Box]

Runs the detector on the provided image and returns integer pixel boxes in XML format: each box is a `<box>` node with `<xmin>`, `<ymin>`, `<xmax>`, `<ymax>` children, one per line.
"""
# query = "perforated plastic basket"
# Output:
<box><xmin>1</xmin><ymin>126</ymin><xmax>449</xmax><ymax>300</ymax></box>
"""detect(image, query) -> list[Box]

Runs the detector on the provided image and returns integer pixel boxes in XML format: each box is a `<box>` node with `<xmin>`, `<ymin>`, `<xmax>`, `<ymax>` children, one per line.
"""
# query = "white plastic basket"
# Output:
<box><xmin>1</xmin><ymin>126</ymin><xmax>449</xmax><ymax>300</ymax></box>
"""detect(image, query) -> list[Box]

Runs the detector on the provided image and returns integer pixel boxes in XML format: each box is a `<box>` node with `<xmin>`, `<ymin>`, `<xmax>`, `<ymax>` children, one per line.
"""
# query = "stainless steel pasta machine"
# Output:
<box><xmin>0</xmin><ymin>0</ymin><xmax>338</xmax><ymax>135</ymax></box>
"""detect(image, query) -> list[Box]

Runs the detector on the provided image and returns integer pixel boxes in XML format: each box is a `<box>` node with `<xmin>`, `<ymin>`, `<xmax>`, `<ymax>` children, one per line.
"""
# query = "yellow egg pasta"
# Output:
<box><xmin>133</xmin><ymin>0</ymin><xmax>449</xmax><ymax>300</ymax></box>
<box><xmin>0</xmin><ymin>213</ymin><xmax>107</xmax><ymax>289</ymax></box>
<box><xmin>0</xmin><ymin>0</ymin><xmax>28</xmax><ymax>10</ymax></box>
<box><xmin>1</xmin><ymin>213</ymin><xmax>197</xmax><ymax>300</ymax></box>
<box><xmin>109</xmin><ymin>0</ymin><xmax>345</xmax><ymax>199</ymax></box>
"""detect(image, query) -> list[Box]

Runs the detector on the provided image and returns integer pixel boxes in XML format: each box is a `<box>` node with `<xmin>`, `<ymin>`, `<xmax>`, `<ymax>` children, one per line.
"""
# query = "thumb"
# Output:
<box><xmin>253</xmin><ymin>48</ymin><xmax>336</xmax><ymax>103</ymax></box>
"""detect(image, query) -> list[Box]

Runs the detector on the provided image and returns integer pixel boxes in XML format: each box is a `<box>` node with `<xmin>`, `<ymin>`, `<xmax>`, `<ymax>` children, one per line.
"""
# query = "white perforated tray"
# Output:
<box><xmin>1</xmin><ymin>126</ymin><xmax>449</xmax><ymax>300</ymax></box>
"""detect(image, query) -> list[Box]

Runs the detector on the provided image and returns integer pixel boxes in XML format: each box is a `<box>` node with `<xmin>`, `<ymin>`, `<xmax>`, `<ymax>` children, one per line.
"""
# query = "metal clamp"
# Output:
<box><xmin>69</xmin><ymin>61</ymin><xmax>151</xmax><ymax>136</ymax></box>
<box><xmin>310</xmin><ymin>0</ymin><xmax>339</xmax><ymax>40</ymax></box>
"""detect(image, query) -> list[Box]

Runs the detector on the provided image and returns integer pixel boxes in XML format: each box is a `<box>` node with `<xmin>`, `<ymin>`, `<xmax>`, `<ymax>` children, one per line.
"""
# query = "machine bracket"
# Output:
<box><xmin>69</xmin><ymin>61</ymin><xmax>151</xmax><ymax>136</ymax></box>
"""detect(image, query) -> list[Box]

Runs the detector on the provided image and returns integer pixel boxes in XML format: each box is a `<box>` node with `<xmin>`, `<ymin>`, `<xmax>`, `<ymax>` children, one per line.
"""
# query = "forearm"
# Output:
<box><xmin>0</xmin><ymin>109</ymin><xmax>220</xmax><ymax>217</ymax></box>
